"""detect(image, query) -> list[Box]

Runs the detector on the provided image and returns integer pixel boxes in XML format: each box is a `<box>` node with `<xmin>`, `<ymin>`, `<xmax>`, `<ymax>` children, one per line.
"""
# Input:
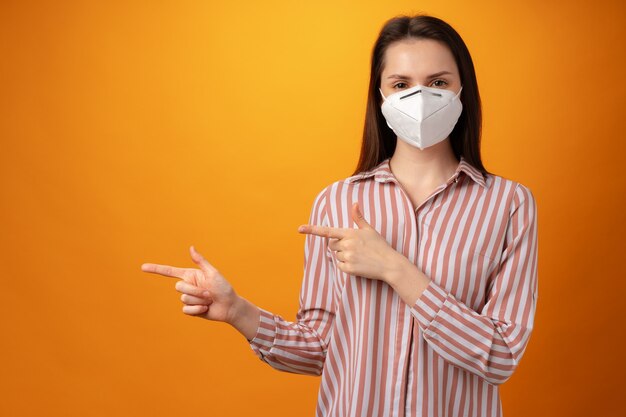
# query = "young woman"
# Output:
<box><xmin>141</xmin><ymin>14</ymin><xmax>538</xmax><ymax>417</ymax></box>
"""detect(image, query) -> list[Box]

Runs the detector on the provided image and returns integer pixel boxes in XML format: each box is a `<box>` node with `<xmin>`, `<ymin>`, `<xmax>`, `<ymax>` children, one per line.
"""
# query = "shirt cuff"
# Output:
<box><xmin>410</xmin><ymin>280</ymin><xmax>448</xmax><ymax>331</ymax></box>
<box><xmin>248</xmin><ymin>307</ymin><xmax>277</xmax><ymax>359</ymax></box>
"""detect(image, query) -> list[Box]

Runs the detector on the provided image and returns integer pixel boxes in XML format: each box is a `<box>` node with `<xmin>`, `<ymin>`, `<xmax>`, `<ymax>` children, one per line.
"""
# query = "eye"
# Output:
<box><xmin>392</xmin><ymin>82</ymin><xmax>409</xmax><ymax>89</ymax></box>
<box><xmin>430</xmin><ymin>79</ymin><xmax>448</xmax><ymax>88</ymax></box>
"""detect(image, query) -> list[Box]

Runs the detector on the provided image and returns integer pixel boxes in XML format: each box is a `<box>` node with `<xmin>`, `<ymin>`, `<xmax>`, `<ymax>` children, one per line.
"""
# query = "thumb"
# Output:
<box><xmin>190</xmin><ymin>245</ymin><xmax>216</xmax><ymax>273</ymax></box>
<box><xmin>351</xmin><ymin>202</ymin><xmax>372</xmax><ymax>230</ymax></box>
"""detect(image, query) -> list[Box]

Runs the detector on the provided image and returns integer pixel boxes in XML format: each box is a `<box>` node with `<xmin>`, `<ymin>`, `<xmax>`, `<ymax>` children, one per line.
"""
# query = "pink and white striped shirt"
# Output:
<box><xmin>248</xmin><ymin>156</ymin><xmax>538</xmax><ymax>417</ymax></box>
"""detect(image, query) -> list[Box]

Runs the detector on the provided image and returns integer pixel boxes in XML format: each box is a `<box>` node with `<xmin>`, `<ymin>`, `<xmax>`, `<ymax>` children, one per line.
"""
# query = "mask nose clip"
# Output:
<box><xmin>379</xmin><ymin>85</ymin><xmax>462</xmax><ymax>103</ymax></box>
<box><xmin>400</xmin><ymin>89</ymin><xmax>423</xmax><ymax>100</ymax></box>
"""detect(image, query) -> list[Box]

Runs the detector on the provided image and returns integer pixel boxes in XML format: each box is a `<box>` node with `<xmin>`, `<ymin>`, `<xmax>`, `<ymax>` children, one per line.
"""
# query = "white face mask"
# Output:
<box><xmin>379</xmin><ymin>84</ymin><xmax>463</xmax><ymax>150</ymax></box>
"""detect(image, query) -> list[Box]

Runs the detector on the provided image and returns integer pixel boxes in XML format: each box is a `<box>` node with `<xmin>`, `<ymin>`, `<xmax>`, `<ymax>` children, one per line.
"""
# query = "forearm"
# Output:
<box><xmin>410</xmin><ymin>280</ymin><xmax>534</xmax><ymax>384</ymax></box>
<box><xmin>385</xmin><ymin>256</ymin><xmax>533</xmax><ymax>385</ymax></box>
<box><xmin>240</xmin><ymin>302</ymin><xmax>333</xmax><ymax>376</ymax></box>
<box><xmin>228</xmin><ymin>295</ymin><xmax>261</xmax><ymax>341</ymax></box>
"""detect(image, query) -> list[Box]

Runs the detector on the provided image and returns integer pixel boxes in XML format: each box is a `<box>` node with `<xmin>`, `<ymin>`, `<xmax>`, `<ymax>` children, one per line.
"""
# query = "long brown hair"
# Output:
<box><xmin>353</xmin><ymin>14</ymin><xmax>491</xmax><ymax>176</ymax></box>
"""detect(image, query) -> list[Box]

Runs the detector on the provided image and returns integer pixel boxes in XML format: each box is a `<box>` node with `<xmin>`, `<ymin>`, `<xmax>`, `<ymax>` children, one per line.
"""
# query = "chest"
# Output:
<box><xmin>403</xmin><ymin>185</ymin><xmax>440</xmax><ymax>211</ymax></box>
<box><xmin>399</xmin><ymin>176</ymin><xmax>460</xmax><ymax>212</ymax></box>
<box><xmin>328</xmin><ymin>178</ymin><xmax>511</xmax><ymax>310</ymax></box>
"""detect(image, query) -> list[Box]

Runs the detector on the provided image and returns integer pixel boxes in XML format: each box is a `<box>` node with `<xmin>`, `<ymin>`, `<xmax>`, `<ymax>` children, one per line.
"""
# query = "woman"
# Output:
<box><xmin>141</xmin><ymin>14</ymin><xmax>538</xmax><ymax>417</ymax></box>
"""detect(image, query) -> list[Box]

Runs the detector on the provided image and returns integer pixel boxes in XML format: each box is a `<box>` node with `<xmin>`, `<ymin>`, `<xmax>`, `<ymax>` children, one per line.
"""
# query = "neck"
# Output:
<box><xmin>389</xmin><ymin>138</ymin><xmax>460</xmax><ymax>187</ymax></box>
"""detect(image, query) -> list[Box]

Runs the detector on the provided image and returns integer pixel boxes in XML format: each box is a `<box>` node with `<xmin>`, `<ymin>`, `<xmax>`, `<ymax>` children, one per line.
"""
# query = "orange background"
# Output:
<box><xmin>1</xmin><ymin>1</ymin><xmax>625</xmax><ymax>416</ymax></box>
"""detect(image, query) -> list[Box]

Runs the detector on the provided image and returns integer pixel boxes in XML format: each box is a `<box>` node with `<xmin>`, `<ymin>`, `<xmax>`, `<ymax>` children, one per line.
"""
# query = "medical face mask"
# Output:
<box><xmin>379</xmin><ymin>84</ymin><xmax>463</xmax><ymax>149</ymax></box>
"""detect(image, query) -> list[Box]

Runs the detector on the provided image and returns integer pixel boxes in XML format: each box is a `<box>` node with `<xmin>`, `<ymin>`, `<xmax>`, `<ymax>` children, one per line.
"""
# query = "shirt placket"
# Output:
<box><xmin>380</xmin><ymin>172</ymin><xmax>461</xmax><ymax>416</ymax></box>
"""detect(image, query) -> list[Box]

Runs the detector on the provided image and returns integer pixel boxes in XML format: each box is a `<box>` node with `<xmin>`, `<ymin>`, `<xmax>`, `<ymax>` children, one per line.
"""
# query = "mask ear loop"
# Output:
<box><xmin>379</xmin><ymin>88</ymin><xmax>387</xmax><ymax>100</ymax></box>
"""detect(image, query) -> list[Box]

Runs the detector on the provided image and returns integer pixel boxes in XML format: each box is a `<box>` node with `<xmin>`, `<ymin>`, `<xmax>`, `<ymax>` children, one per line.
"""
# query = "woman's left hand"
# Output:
<box><xmin>297</xmin><ymin>202</ymin><xmax>406</xmax><ymax>283</ymax></box>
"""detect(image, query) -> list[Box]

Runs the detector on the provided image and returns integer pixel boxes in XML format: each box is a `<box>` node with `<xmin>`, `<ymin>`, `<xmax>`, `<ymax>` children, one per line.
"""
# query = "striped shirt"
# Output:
<box><xmin>248</xmin><ymin>156</ymin><xmax>538</xmax><ymax>417</ymax></box>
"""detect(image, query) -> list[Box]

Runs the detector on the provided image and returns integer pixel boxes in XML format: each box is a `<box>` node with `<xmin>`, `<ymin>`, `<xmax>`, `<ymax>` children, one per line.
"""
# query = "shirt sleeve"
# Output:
<box><xmin>247</xmin><ymin>186</ymin><xmax>336</xmax><ymax>376</ymax></box>
<box><xmin>410</xmin><ymin>183</ymin><xmax>538</xmax><ymax>385</ymax></box>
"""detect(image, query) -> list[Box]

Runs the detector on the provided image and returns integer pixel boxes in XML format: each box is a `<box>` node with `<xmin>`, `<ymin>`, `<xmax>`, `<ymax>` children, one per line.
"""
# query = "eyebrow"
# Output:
<box><xmin>386</xmin><ymin>71</ymin><xmax>453</xmax><ymax>80</ymax></box>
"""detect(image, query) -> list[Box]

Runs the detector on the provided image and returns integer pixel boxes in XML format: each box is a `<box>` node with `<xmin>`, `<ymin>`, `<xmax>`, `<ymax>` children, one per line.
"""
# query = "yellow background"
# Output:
<box><xmin>1</xmin><ymin>1</ymin><xmax>625</xmax><ymax>416</ymax></box>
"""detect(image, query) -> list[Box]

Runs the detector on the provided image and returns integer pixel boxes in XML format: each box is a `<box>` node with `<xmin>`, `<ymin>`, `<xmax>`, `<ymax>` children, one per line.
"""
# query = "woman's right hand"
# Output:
<box><xmin>141</xmin><ymin>245</ymin><xmax>239</xmax><ymax>324</ymax></box>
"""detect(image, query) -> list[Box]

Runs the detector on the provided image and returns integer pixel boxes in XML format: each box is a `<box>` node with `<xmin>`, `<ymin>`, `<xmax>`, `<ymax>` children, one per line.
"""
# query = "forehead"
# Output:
<box><xmin>381</xmin><ymin>38</ymin><xmax>458</xmax><ymax>76</ymax></box>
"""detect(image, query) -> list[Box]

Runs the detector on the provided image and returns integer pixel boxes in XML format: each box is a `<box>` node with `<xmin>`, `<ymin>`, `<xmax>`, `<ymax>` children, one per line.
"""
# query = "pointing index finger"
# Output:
<box><xmin>297</xmin><ymin>224</ymin><xmax>347</xmax><ymax>239</ymax></box>
<box><xmin>141</xmin><ymin>263</ymin><xmax>187</xmax><ymax>279</ymax></box>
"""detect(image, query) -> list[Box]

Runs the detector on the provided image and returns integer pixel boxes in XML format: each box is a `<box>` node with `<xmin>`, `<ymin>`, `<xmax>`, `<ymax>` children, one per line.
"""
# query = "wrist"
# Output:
<box><xmin>384</xmin><ymin>252</ymin><xmax>413</xmax><ymax>285</ymax></box>
<box><xmin>228</xmin><ymin>296</ymin><xmax>261</xmax><ymax>341</ymax></box>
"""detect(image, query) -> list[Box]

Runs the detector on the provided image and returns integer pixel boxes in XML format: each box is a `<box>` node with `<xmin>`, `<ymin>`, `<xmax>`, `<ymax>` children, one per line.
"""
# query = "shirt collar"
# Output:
<box><xmin>347</xmin><ymin>156</ymin><xmax>487</xmax><ymax>188</ymax></box>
